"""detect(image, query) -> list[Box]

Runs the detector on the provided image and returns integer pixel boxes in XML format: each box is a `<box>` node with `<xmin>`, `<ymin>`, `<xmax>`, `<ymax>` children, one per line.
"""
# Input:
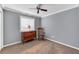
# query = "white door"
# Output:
<box><xmin>0</xmin><ymin>10</ymin><xmax>3</xmax><ymax>50</ymax></box>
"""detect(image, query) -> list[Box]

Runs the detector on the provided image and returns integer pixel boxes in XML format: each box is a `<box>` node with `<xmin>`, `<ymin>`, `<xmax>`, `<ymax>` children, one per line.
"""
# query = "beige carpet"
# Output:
<box><xmin>0</xmin><ymin>40</ymin><xmax>79</xmax><ymax>54</ymax></box>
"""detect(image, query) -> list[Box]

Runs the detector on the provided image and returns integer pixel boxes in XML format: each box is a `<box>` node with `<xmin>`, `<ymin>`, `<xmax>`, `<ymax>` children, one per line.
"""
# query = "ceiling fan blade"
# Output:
<box><xmin>37</xmin><ymin>9</ymin><xmax>39</xmax><ymax>14</ymax></box>
<box><xmin>40</xmin><ymin>8</ymin><xmax>47</xmax><ymax>11</ymax></box>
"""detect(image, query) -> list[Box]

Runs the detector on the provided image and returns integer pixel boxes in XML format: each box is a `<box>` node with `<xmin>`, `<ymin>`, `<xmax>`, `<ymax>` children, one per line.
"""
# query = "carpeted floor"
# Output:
<box><xmin>0</xmin><ymin>39</ymin><xmax>79</xmax><ymax>54</ymax></box>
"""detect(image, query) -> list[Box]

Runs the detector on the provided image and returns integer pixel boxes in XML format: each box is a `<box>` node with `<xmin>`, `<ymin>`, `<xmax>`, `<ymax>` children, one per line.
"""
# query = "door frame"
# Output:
<box><xmin>0</xmin><ymin>6</ymin><xmax>3</xmax><ymax>51</ymax></box>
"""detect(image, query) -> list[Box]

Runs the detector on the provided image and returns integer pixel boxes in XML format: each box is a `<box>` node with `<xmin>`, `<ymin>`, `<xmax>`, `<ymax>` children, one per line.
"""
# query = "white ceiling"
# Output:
<box><xmin>2</xmin><ymin>4</ymin><xmax>79</xmax><ymax>17</ymax></box>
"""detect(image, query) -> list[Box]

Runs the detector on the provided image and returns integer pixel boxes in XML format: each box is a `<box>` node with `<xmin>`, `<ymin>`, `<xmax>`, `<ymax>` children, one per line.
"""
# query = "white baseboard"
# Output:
<box><xmin>4</xmin><ymin>41</ymin><xmax>21</xmax><ymax>47</ymax></box>
<box><xmin>46</xmin><ymin>38</ymin><xmax>79</xmax><ymax>50</ymax></box>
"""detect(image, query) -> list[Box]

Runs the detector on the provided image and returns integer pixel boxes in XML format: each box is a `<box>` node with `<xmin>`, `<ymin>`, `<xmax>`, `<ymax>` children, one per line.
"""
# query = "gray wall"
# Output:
<box><xmin>35</xmin><ymin>17</ymin><xmax>41</xmax><ymax>29</ymax></box>
<box><xmin>3</xmin><ymin>10</ymin><xmax>41</xmax><ymax>45</ymax></box>
<box><xmin>3</xmin><ymin>10</ymin><xmax>21</xmax><ymax>45</ymax></box>
<box><xmin>42</xmin><ymin>7</ymin><xmax>79</xmax><ymax>48</ymax></box>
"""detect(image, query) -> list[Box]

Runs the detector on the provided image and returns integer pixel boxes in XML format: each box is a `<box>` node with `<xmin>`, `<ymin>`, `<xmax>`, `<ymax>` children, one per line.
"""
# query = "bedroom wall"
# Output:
<box><xmin>35</xmin><ymin>17</ymin><xmax>41</xmax><ymax>29</ymax></box>
<box><xmin>3</xmin><ymin>10</ymin><xmax>21</xmax><ymax>45</ymax></box>
<box><xmin>3</xmin><ymin>10</ymin><xmax>41</xmax><ymax>46</ymax></box>
<box><xmin>42</xmin><ymin>7</ymin><xmax>79</xmax><ymax>48</ymax></box>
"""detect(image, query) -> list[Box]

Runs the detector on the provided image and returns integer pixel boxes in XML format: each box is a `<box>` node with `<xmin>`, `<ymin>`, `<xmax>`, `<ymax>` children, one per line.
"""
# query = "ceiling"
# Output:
<box><xmin>2</xmin><ymin>4</ymin><xmax>79</xmax><ymax>17</ymax></box>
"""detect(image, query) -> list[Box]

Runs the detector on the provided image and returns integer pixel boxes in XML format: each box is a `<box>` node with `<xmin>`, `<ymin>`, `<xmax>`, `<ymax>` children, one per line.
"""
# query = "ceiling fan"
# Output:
<box><xmin>29</xmin><ymin>4</ymin><xmax>47</xmax><ymax>14</ymax></box>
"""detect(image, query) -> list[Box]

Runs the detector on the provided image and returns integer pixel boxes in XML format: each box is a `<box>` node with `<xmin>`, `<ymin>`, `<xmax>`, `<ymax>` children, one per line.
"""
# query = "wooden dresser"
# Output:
<box><xmin>21</xmin><ymin>31</ymin><xmax>36</xmax><ymax>43</ymax></box>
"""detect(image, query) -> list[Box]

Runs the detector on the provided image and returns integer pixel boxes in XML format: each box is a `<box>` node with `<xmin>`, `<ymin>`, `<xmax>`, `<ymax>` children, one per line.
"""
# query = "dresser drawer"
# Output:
<box><xmin>21</xmin><ymin>31</ymin><xmax>36</xmax><ymax>42</ymax></box>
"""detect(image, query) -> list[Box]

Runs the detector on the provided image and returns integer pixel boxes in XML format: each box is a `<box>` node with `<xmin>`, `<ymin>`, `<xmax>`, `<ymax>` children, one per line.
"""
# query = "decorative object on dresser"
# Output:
<box><xmin>37</xmin><ymin>27</ymin><xmax>45</xmax><ymax>40</ymax></box>
<box><xmin>21</xmin><ymin>31</ymin><xmax>36</xmax><ymax>43</ymax></box>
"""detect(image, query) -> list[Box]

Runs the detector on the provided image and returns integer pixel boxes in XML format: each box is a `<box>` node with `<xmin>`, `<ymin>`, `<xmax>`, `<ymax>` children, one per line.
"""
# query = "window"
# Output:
<box><xmin>20</xmin><ymin>16</ymin><xmax>35</xmax><ymax>32</ymax></box>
